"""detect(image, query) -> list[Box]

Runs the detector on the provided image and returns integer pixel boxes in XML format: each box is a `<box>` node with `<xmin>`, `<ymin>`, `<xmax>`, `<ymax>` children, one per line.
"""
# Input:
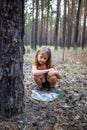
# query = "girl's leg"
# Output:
<box><xmin>33</xmin><ymin>75</ymin><xmax>43</xmax><ymax>88</ymax></box>
<box><xmin>47</xmin><ymin>72</ymin><xmax>58</xmax><ymax>87</ymax></box>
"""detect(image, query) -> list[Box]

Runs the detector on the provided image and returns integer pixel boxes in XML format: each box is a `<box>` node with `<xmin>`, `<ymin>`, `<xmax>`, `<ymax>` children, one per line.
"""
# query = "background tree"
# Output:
<box><xmin>62</xmin><ymin>0</ymin><xmax>67</xmax><ymax>61</ymax></box>
<box><xmin>82</xmin><ymin>0</ymin><xmax>87</xmax><ymax>48</ymax></box>
<box><xmin>66</xmin><ymin>0</ymin><xmax>74</xmax><ymax>48</ymax></box>
<box><xmin>24</xmin><ymin>0</ymin><xmax>87</xmax><ymax>49</ymax></box>
<box><xmin>62</xmin><ymin>0</ymin><xmax>67</xmax><ymax>48</ymax></box>
<box><xmin>53</xmin><ymin>0</ymin><xmax>61</xmax><ymax>50</ymax></box>
<box><xmin>39</xmin><ymin>0</ymin><xmax>44</xmax><ymax>46</ymax></box>
<box><xmin>73</xmin><ymin>0</ymin><xmax>82</xmax><ymax>47</ymax></box>
<box><xmin>45</xmin><ymin>0</ymin><xmax>50</xmax><ymax>45</ymax></box>
<box><xmin>31</xmin><ymin>0</ymin><xmax>35</xmax><ymax>49</ymax></box>
<box><xmin>34</xmin><ymin>0</ymin><xmax>39</xmax><ymax>50</ymax></box>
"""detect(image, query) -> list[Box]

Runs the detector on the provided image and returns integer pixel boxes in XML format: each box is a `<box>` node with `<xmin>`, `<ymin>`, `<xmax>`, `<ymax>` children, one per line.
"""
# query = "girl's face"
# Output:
<box><xmin>37</xmin><ymin>52</ymin><xmax>49</xmax><ymax>65</ymax></box>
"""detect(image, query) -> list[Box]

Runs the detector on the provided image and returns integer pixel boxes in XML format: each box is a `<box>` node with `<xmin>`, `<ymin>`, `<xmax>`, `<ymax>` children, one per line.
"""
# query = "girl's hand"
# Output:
<box><xmin>49</xmin><ymin>68</ymin><xmax>61</xmax><ymax>79</ymax></box>
<box><xmin>49</xmin><ymin>68</ymin><xmax>55</xmax><ymax>72</ymax></box>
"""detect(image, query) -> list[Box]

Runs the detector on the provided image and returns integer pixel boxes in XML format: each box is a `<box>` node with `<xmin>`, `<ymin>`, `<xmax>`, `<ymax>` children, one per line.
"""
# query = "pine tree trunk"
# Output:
<box><xmin>39</xmin><ymin>0</ymin><xmax>44</xmax><ymax>46</ymax></box>
<box><xmin>62</xmin><ymin>0</ymin><xmax>66</xmax><ymax>48</ymax></box>
<box><xmin>34</xmin><ymin>0</ymin><xmax>39</xmax><ymax>50</ymax></box>
<box><xmin>0</xmin><ymin>0</ymin><xmax>25</xmax><ymax>119</ymax></box>
<box><xmin>73</xmin><ymin>0</ymin><xmax>82</xmax><ymax>47</ymax></box>
<box><xmin>53</xmin><ymin>0</ymin><xmax>61</xmax><ymax>50</ymax></box>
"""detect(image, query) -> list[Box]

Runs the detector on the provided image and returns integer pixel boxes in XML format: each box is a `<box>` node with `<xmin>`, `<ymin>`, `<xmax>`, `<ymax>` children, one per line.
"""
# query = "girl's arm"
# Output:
<box><xmin>50</xmin><ymin>64</ymin><xmax>61</xmax><ymax>79</ymax></box>
<box><xmin>32</xmin><ymin>64</ymin><xmax>54</xmax><ymax>76</ymax></box>
<box><xmin>55</xmin><ymin>70</ymin><xmax>61</xmax><ymax>79</ymax></box>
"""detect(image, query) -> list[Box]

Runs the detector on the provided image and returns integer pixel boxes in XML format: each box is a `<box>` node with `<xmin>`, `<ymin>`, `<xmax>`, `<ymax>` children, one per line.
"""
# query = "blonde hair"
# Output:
<box><xmin>34</xmin><ymin>46</ymin><xmax>52</xmax><ymax>68</ymax></box>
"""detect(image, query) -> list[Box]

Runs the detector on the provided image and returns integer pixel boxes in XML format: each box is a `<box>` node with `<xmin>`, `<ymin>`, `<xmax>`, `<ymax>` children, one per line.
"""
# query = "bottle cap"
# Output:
<box><xmin>57</xmin><ymin>93</ymin><xmax>61</xmax><ymax>97</ymax></box>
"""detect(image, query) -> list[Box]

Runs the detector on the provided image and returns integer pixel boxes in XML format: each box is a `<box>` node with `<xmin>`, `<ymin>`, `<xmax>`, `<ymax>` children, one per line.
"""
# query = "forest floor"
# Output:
<box><xmin>0</xmin><ymin>47</ymin><xmax>87</xmax><ymax>130</ymax></box>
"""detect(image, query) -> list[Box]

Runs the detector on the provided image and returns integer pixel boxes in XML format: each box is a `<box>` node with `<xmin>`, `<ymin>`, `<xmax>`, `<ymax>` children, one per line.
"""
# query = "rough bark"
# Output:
<box><xmin>0</xmin><ymin>0</ymin><xmax>25</xmax><ymax>119</ymax></box>
<box><xmin>39</xmin><ymin>0</ymin><xmax>44</xmax><ymax>46</ymax></box>
<box><xmin>73</xmin><ymin>0</ymin><xmax>82</xmax><ymax>47</ymax></box>
<box><xmin>34</xmin><ymin>0</ymin><xmax>39</xmax><ymax>50</ymax></box>
<box><xmin>53</xmin><ymin>0</ymin><xmax>61</xmax><ymax>49</ymax></box>
<box><xmin>62</xmin><ymin>0</ymin><xmax>66</xmax><ymax>48</ymax></box>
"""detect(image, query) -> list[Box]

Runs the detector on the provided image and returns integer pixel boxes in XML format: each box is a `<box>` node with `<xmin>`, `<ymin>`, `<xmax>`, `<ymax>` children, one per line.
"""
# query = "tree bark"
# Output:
<box><xmin>34</xmin><ymin>0</ymin><xmax>39</xmax><ymax>50</ymax></box>
<box><xmin>53</xmin><ymin>0</ymin><xmax>61</xmax><ymax>50</ymax></box>
<box><xmin>0</xmin><ymin>0</ymin><xmax>25</xmax><ymax>119</ymax></box>
<box><xmin>45</xmin><ymin>0</ymin><xmax>50</xmax><ymax>45</ymax></box>
<box><xmin>39</xmin><ymin>0</ymin><xmax>44</xmax><ymax>46</ymax></box>
<box><xmin>82</xmin><ymin>0</ymin><xmax>87</xmax><ymax>49</ymax></box>
<box><xmin>62</xmin><ymin>0</ymin><xmax>66</xmax><ymax>48</ymax></box>
<box><xmin>66</xmin><ymin>0</ymin><xmax>74</xmax><ymax>48</ymax></box>
<box><xmin>73</xmin><ymin>0</ymin><xmax>82</xmax><ymax>47</ymax></box>
<box><xmin>31</xmin><ymin>0</ymin><xmax>35</xmax><ymax>49</ymax></box>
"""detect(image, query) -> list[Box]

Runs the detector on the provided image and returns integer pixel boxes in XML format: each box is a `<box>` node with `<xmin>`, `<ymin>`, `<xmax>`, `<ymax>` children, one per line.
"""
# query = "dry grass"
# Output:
<box><xmin>63</xmin><ymin>47</ymin><xmax>87</xmax><ymax>64</ymax></box>
<box><xmin>24</xmin><ymin>46</ymin><xmax>87</xmax><ymax>64</ymax></box>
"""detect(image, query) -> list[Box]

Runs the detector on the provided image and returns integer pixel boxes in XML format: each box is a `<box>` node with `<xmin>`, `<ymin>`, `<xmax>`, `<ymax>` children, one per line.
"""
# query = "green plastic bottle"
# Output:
<box><xmin>57</xmin><ymin>93</ymin><xmax>61</xmax><ymax>97</ymax></box>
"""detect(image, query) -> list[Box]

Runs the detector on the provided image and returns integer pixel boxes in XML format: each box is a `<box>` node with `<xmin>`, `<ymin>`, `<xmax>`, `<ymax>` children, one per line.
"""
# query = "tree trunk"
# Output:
<box><xmin>82</xmin><ymin>0</ymin><xmax>87</xmax><ymax>49</ymax></box>
<box><xmin>53</xmin><ymin>0</ymin><xmax>61</xmax><ymax>50</ymax></box>
<box><xmin>73</xmin><ymin>0</ymin><xmax>82</xmax><ymax>47</ymax></box>
<box><xmin>66</xmin><ymin>0</ymin><xmax>74</xmax><ymax>48</ymax></box>
<box><xmin>45</xmin><ymin>0</ymin><xmax>50</xmax><ymax>45</ymax></box>
<box><xmin>62</xmin><ymin>0</ymin><xmax>66</xmax><ymax>61</ymax></box>
<box><xmin>39</xmin><ymin>0</ymin><xmax>44</xmax><ymax>46</ymax></box>
<box><xmin>31</xmin><ymin>0</ymin><xmax>35</xmax><ymax>49</ymax></box>
<box><xmin>0</xmin><ymin>0</ymin><xmax>25</xmax><ymax>119</ymax></box>
<box><xmin>34</xmin><ymin>0</ymin><xmax>39</xmax><ymax>50</ymax></box>
<box><xmin>62</xmin><ymin>0</ymin><xmax>66</xmax><ymax>48</ymax></box>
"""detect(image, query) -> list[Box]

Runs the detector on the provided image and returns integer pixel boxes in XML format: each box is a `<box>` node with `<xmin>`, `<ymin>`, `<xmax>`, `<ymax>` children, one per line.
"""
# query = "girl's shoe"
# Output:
<box><xmin>33</xmin><ymin>86</ymin><xmax>44</xmax><ymax>91</ymax></box>
<box><xmin>33</xmin><ymin>86</ymin><xmax>40</xmax><ymax>91</ymax></box>
<box><xmin>50</xmin><ymin>88</ymin><xmax>56</xmax><ymax>93</ymax></box>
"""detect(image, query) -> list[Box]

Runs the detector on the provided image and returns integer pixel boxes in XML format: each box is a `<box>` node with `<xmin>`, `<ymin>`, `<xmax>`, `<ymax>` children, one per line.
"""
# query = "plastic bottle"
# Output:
<box><xmin>57</xmin><ymin>93</ymin><xmax>61</xmax><ymax>97</ymax></box>
<box><xmin>31</xmin><ymin>90</ymin><xmax>61</xmax><ymax>101</ymax></box>
<box><xmin>51</xmin><ymin>92</ymin><xmax>61</xmax><ymax>99</ymax></box>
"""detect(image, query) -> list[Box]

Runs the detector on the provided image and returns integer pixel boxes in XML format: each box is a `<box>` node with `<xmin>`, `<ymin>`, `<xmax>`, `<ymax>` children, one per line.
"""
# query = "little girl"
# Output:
<box><xmin>32</xmin><ymin>46</ymin><xmax>61</xmax><ymax>92</ymax></box>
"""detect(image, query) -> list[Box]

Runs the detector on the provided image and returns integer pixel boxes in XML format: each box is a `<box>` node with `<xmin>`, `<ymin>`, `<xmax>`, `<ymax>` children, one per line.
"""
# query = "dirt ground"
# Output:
<box><xmin>0</xmin><ymin>49</ymin><xmax>87</xmax><ymax>130</ymax></box>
